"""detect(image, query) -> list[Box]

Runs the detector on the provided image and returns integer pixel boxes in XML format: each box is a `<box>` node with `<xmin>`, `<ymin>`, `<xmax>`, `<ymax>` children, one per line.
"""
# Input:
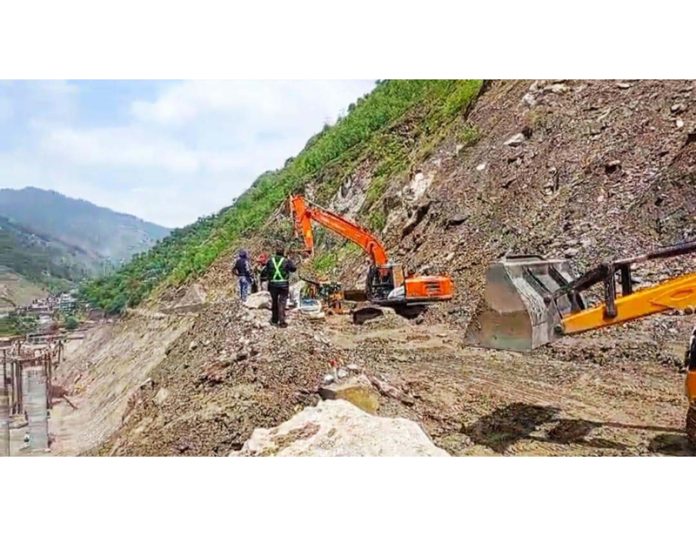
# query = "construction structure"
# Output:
<box><xmin>0</xmin><ymin>334</ymin><xmax>66</xmax><ymax>455</ymax></box>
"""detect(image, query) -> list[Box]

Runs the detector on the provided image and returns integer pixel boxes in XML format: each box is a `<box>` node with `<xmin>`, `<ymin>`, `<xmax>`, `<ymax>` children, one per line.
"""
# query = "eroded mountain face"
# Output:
<box><xmin>67</xmin><ymin>80</ymin><xmax>696</xmax><ymax>456</ymax></box>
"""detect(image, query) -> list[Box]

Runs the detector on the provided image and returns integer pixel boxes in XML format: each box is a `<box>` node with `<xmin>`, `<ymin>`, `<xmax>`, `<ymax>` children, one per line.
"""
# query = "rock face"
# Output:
<box><xmin>235</xmin><ymin>400</ymin><xmax>449</xmax><ymax>457</ymax></box>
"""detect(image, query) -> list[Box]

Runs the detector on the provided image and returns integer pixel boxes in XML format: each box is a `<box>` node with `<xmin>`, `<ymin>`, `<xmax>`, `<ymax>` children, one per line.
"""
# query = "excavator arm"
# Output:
<box><xmin>289</xmin><ymin>194</ymin><xmax>454</xmax><ymax>307</ymax></box>
<box><xmin>289</xmin><ymin>195</ymin><xmax>390</xmax><ymax>266</ymax></box>
<box><xmin>556</xmin><ymin>240</ymin><xmax>696</xmax><ymax>334</ymax></box>
<box><xmin>561</xmin><ymin>272</ymin><xmax>696</xmax><ymax>334</ymax></box>
<box><xmin>466</xmin><ymin>240</ymin><xmax>696</xmax><ymax>351</ymax></box>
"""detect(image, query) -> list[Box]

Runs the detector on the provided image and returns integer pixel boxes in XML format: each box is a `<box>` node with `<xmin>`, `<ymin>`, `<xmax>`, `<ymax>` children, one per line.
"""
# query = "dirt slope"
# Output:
<box><xmin>75</xmin><ymin>80</ymin><xmax>696</xmax><ymax>456</ymax></box>
<box><xmin>97</xmin><ymin>301</ymin><xmax>692</xmax><ymax>456</ymax></box>
<box><xmin>48</xmin><ymin>310</ymin><xmax>194</xmax><ymax>455</ymax></box>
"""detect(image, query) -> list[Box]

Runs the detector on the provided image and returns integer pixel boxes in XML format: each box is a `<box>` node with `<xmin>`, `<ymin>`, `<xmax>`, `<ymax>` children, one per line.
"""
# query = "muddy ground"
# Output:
<box><xmin>89</xmin><ymin>300</ymin><xmax>694</xmax><ymax>457</ymax></box>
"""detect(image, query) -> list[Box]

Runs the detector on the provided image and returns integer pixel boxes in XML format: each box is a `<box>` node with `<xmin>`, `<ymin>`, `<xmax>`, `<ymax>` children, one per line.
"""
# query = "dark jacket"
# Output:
<box><xmin>233</xmin><ymin>257</ymin><xmax>252</xmax><ymax>278</ymax></box>
<box><xmin>261</xmin><ymin>255</ymin><xmax>296</xmax><ymax>287</ymax></box>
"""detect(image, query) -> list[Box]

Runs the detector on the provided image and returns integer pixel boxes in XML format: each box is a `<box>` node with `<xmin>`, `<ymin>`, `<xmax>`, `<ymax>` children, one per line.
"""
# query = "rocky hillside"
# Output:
<box><xmin>82</xmin><ymin>81</ymin><xmax>482</xmax><ymax>312</ymax></box>
<box><xmin>68</xmin><ymin>80</ymin><xmax>696</xmax><ymax>456</ymax></box>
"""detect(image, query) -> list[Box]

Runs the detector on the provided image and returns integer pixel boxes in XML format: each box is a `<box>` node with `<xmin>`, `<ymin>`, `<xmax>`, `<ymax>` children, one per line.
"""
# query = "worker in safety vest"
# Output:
<box><xmin>260</xmin><ymin>247</ymin><xmax>296</xmax><ymax>327</ymax></box>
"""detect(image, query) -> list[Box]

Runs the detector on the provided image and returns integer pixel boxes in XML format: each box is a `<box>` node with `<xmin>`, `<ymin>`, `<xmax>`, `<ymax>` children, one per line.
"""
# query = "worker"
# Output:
<box><xmin>232</xmin><ymin>250</ymin><xmax>253</xmax><ymax>303</ymax></box>
<box><xmin>261</xmin><ymin>247</ymin><xmax>297</xmax><ymax>327</ymax></box>
<box><xmin>256</xmin><ymin>252</ymin><xmax>270</xmax><ymax>291</ymax></box>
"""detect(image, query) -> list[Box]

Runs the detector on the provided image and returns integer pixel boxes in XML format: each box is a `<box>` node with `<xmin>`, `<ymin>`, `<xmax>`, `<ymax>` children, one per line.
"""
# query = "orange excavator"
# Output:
<box><xmin>289</xmin><ymin>195</ymin><xmax>454</xmax><ymax>316</ymax></box>
<box><xmin>465</xmin><ymin>239</ymin><xmax>696</xmax><ymax>444</ymax></box>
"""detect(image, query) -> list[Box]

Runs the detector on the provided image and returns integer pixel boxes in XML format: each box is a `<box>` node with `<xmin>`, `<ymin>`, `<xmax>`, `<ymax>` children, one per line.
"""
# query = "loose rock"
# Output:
<box><xmin>504</xmin><ymin>133</ymin><xmax>526</xmax><ymax>147</ymax></box>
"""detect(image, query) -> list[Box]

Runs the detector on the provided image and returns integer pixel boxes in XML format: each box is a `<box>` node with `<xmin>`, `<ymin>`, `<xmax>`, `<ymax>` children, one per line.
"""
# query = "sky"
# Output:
<box><xmin>0</xmin><ymin>80</ymin><xmax>375</xmax><ymax>228</ymax></box>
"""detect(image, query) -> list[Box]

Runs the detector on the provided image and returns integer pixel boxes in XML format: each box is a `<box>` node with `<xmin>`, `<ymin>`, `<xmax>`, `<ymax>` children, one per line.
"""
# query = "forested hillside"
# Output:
<box><xmin>0</xmin><ymin>187</ymin><xmax>170</xmax><ymax>296</ymax></box>
<box><xmin>83</xmin><ymin>80</ymin><xmax>483</xmax><ymax>313</ymax></box>
<box><xmin>0</xmin><ymin>187</ymin><xmax>170</xmax><ymax>265</ymax></box>
<box><xmin>0</xmin><ymin>215</ymin><xmax>90</xmax><ymax>292</ymax></box>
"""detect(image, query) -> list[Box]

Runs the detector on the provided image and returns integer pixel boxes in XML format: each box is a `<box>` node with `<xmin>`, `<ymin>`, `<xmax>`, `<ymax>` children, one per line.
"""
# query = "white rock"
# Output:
<box><xmin>521</xmin><ymin>92</ymin><xmax>536</xmax><ymax>107</ymax></box>
<box><xmin>244</xmin><ymin>291</ymin><xmax>272</xmax><ymax>310</ymax></box>
<box><xmin>405</xmin><ymin>171</ymin><xmax>434</xmax><ymax>202</ymax></box>
<box><xmin>544</xmin><ymin>83</ymin><xmax>569</xmax><ymax>94</ymax></box>
<box><xmin>153</xmin><ymin>388</ymin><xmax>170</xmax><ymax>406</ymax></box>
<box><xmin>323</xmin><ymin>374</ymin><xmax>335</xmax><ymax>384</ymax></box>
<box><xmin>504</xmin><ymin>133</ymin><xmax>526</xmax><ymax>147</ymax></box>
<box><xmin>476</xmin><ymin>162</ymin><xmax>487</xmax><ymax>171</ymax></box>
<box><xmin>236</xmin><ymin>400</ymin><xmax>449</xmax><ymax>457</ymax></box>
<box><xmin>676</xmin><ymin>118</ymin><xmax>685</xmax><ymax>129</ymax></box>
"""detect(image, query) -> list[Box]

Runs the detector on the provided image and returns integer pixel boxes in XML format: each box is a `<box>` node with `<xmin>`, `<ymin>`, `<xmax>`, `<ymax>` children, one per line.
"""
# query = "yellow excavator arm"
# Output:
<box><xmin>561</xmin><ymin>272</ymin><xmax>696</xmax><ymax>334</ymax></box>
<box><xmin>466</xmin><ymin>240</ymin><xmax>696</xmax><ymax>352</ymax></box>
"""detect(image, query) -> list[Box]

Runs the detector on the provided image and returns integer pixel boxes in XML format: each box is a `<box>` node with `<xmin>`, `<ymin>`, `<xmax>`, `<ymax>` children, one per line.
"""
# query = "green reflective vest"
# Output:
<box><xmin>271</xmin><ymin>256</ymin><xmax>287</xmax><ymax>282</ymax></box>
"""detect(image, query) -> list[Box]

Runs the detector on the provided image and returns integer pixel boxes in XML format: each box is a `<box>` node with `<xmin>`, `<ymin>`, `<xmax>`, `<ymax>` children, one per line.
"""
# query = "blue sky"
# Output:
<box><xmin>0</xmin><ymin>80</ymin><xmax>375</xmax><ymax>227</ymax></box>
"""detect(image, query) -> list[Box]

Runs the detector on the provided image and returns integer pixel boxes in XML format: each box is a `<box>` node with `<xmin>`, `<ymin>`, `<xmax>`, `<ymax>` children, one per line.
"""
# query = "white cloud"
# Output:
<box><xmin>130</xmin><ymin>80</ymin><xmax>370</xmax><ymax>128</ymax></box>
<box><xmin>41</xmin><ymin>126</ymin><xmax>203</xmax><ymax>173</ymax></box>
<box><xmin>0</xmin><ymin>96</ymin><xmax>12</xmax><ymax>122</ymax></box>
<box><xmin>0</xmin><ymin>80</ymin><xmax>375</xmax><ymax>227</ymax></box>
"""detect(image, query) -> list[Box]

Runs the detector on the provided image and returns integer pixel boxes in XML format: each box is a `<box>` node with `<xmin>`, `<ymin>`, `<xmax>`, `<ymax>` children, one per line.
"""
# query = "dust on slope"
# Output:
<box><xmin>48</xmin><ymin>309</ymin><xmax>194</xmax><ymax>455</ymax></box>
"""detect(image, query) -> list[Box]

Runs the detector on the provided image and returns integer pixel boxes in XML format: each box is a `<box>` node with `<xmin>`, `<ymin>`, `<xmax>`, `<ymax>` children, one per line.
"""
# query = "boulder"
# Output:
<box><xmin>319</xmin><ymin>374</ymin><xmax>380</xmax><ymax>414</ymax></box>
<box><xmin>244</xmin><ymin>291</ymin><xmax>271</xmax><ymax>310</ymax></box>
<box><xmin>153</xmin><ymin>387</ymin><xmax>170</xmax><ymax>406</ymax></box>
<box><xmin>448</xmin><ymin>213</ymin><xmax>469</xmax><ymax>226</ymax></box>
<box><xmin>235</xmin><ymin>400</ymin><xmax>449</xmax><ymax>457</ymax></box>
<box><xmin>504</xmin><ymin>133</ymin><xmax>526</xmax><ymax>147</ymax></box>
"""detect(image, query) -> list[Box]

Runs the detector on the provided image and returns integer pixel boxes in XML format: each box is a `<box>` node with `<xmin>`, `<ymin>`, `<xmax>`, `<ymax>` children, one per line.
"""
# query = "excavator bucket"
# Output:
<box><xmin>465</xmin><ymin>255</ymin><xmax>579</xmax><ymax>352</ymax></box>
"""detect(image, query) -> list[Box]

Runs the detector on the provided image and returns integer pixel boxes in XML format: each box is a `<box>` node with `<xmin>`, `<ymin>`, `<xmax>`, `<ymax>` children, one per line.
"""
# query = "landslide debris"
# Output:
<box><xmin>92</xmin><ymin>80</ymin><xmax>695</xmax><ymax>457</ymax></box>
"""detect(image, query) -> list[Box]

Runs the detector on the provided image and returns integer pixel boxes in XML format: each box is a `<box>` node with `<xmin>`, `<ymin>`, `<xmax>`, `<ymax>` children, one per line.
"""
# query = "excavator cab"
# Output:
<box><xmin>366</xmin><ymin>264</ymin><xmax>405</xmax><ymax>302</ymax></box>
<box><xmin>366</xmin><ymin>263</ymin><xmax>454</xmax><ymax>305</ymax></box>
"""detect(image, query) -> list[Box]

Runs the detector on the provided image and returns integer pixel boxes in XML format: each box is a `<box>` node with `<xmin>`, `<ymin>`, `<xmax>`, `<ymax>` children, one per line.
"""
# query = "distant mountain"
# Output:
<box><xmin>0</xmin><ymin>187</ymin><xmax>170</xmax><ymax>264</ymax></box>
<box><xmin>0</xmin><ymin>187</ymin><xmax>170</xmax><ymax>294</ymax></box>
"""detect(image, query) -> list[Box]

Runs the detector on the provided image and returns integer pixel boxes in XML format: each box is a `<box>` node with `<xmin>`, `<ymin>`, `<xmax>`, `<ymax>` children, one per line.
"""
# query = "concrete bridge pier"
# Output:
<box><xmin>0</xmin><ymin>388</ymin><xmax>9</xmax><ymax>456</ymax></box>
<box><xmin>24</xmin><ymin>366</ymin><xmax>49</xmax><ymax>452</ymax></box>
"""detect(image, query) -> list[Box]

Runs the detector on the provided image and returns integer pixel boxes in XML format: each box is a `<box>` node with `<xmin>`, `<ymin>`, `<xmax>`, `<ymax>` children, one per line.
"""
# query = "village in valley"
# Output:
<box><xmin>0</xmin><ymin>289</ymin><xmax>101</xmax><ymax>455</ymax></box>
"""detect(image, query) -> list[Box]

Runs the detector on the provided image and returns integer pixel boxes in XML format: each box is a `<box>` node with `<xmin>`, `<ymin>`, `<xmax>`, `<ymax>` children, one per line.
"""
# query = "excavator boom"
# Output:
<box><xmin>289</xmin><ymin>194</ymin><xmax>454</xmax><ymax>306</ymax></box>
<box><xmin>290</xmin><ymin>195</ymin><xmax>389</xmax><ymax>266</ymax></box>
<box><xmin>561</xmin><ymin>272</ymin><xmax>696</xmax><ymax>334</ymax></box>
